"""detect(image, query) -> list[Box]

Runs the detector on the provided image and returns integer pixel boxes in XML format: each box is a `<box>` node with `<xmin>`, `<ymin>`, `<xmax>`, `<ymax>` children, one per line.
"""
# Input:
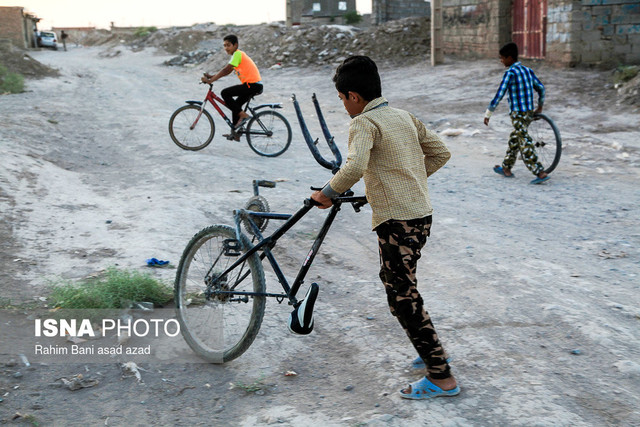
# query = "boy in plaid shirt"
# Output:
<box><xmin>485</xmin><ymin>42</ymin><xmax>549</xmax><ymax>184</ymax></box>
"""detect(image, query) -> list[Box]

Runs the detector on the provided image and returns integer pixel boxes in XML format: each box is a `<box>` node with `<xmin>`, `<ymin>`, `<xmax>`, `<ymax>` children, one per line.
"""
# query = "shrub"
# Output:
<box><xmin>344</xmin><ymin>11</ymin><xmax>362</xmax><ymax>25</ymax></box>
<box><xmin>134</xmin><ymin>26</ymin><xmax>158</xmax><ymax>38</ymax></box>
<box><xmin>0</xmin><ymin>64</ymin><xmax>25</xmax><ymax>94</ymax></box>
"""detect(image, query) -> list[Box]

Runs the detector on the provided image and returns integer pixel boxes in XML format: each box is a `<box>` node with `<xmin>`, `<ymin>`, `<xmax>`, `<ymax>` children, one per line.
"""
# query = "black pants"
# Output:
<box><xmin>221</xmin><ymin>83</ymin><xmax>263</xmax><ymax>126</ymax></box>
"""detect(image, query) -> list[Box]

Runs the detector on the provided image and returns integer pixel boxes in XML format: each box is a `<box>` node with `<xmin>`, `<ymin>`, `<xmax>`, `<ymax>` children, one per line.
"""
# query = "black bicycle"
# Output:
<box><xmin>530</xmin><ymin>113</ymin><xmax>562</xmax><ymax>173</ymax></box>
<box><xmin>174</xmin><ymin>93</ymin><xmax>354</xmax><ymax>363</ymax></box>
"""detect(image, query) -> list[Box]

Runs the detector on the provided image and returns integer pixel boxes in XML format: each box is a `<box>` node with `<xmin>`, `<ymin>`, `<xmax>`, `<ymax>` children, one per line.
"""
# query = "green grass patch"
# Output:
<box><xmin>49</xmin><ymin>267</ymin><xmax>172</xmax><ymax>310</ymax></box>
<box><xmin>0</xmin><ymin>64</ymin><xmax>25</xmax><ymax>94</ymax></box>
<box><xmin>613</xmin><ymin>65</ymin><xmax>638</xmax><ymax>84</ymax></box>
<box><xmin>134</xmin><ymin>26</ymin><xmax>158</xmax><ymax>38</ymax></box>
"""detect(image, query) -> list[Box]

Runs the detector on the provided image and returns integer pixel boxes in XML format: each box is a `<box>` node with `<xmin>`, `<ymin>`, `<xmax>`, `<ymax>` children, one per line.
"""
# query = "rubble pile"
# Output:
<box><xmin>102</xmin><ymin>17</ymin><xmax>431</xmax><ymax>69</ymax></box>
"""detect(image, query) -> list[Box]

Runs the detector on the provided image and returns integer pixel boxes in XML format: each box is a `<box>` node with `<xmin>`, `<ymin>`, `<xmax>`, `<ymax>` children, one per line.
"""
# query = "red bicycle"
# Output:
<box><xmin>169</xmin><ymin>83</ymin><xmax>292</xmax><ymax>157</ymax></box>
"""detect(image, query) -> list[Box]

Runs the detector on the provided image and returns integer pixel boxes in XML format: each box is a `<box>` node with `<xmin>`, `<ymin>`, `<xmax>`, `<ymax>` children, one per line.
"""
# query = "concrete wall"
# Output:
<box><xmin>441</xmin><ymin>0</ymin><xmax>510</xmax><ymax>57</ymax></box>
<box><xmin>372</xmin><ymin>0</ymin><xmax>430</xmax><ymax>25</ymax></box>
<box><xmin>550</xmin><ymin>0</ymin><xmax>640</xmax><ymax>66</ymax></box>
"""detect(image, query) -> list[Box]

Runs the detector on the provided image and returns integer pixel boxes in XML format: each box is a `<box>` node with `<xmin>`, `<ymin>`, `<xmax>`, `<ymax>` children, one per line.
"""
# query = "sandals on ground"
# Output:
<box><xmin>399</xmin><ymin>376</ymin><xmax>460</xmax><ymax>400</ymax></box>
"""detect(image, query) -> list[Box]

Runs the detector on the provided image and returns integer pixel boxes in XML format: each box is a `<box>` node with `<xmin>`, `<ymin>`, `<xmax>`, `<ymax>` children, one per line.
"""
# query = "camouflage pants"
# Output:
<box><xmin>376</xmin><ymin>216</ymin><xmax>451</xmax><ymax>380</ymax></box>
<box><xmin>503</xmin><ymin>111</ymin><xmax>544</xmax><ymax>175</ymax></box>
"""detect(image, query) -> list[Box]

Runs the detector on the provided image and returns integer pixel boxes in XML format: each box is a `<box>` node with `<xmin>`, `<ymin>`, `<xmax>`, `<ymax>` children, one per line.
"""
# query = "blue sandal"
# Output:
<box><xmin>493</xmin><ymin>165</ymin><xmax>514</xmax><ymax>177</ymax></box>
<box><xmin>400</xmin><ymin>376</ymin><xmax>460</xmax><ymax>400</ymax></box>
<box><xmin>530</xmin><ymin>176</ymin><xmax>550</xmax><ymax>185</ymax></box>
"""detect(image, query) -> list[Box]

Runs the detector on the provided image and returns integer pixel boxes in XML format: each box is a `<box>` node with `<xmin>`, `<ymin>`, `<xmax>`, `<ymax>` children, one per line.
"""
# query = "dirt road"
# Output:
<box><xmin>1</xmin><ymin>46</ymin><xmax>639</xmax><ymax>425</ymax></box>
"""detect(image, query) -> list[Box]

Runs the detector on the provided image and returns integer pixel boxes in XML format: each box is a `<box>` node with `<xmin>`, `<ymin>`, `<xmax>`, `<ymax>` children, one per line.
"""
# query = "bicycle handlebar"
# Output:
<box><xmin>291</xmin><ymin>93</ymin><xmax>342</xmax><ymax>174</ymax></box>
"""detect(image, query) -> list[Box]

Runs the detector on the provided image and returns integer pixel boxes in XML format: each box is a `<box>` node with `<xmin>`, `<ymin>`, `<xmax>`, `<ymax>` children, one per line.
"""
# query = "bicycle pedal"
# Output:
<box><xmin>222</xmin><ymin>239</ymin><xmax>242</xmax><ymax>256</ymax></box>
<box><xmin>288</xmin><ymin>283</ymin><xmax>319</xmax><ymax>335</ymax></box>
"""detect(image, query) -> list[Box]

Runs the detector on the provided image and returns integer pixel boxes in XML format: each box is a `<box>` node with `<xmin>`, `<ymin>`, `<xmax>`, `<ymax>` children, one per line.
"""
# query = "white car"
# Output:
<box><xmin>37</xmin><ymin>31</ymin><xmax>58</xmax><ymax>50</ymax></box>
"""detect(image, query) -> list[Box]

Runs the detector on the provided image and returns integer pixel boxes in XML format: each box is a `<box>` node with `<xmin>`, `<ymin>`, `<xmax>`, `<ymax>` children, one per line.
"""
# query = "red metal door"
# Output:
<box><xmin>512</xmin><ymin>0</ymin><xmax>547</xmax><ymax>59</ymax></box>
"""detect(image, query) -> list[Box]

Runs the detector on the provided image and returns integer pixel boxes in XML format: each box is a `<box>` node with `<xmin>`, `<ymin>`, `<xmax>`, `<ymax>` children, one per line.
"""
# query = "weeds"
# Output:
<box><xmin>134</xmin><ymin>26</ymin><xmax>158</xmax><ymax>38</ymax></box>
<box><xmin>0</xmin><ymin>64</ymin><xmax>25</xmax><ymax>94</ymax></box>
<box><xmin>613</xmin><ymin>65</ymin><xmax>638</xmax><ymax>85</ymax></box>
<box><xmin>49</xmin><ymin>267</ymin><xmax>172</xmax><ymax>310</ymax></box>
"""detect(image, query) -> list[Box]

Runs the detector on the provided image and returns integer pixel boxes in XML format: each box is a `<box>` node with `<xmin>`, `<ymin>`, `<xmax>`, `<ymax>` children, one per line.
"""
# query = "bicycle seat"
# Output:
<box><xmin>251</xmin><ymin>85</ymin><xmax>263</xmax><ymax>96</ymax></box>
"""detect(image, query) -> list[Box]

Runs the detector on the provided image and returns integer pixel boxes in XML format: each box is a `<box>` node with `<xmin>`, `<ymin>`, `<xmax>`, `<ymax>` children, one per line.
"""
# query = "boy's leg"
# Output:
<box><xmin>376</xmin><ymin>216</ymin><xmax>451</xmax><ymax>381</ymax></box>
<box><xmin>503</xmin><ymin>112</ymin><xmax>522</xmax><ymax>172</ymax></box>
<box><xmin>221</xmin><ymin>83</ymin><xmax>262</xmax><ymax>126</ymax></box>
<box><xmin>510</xmin><ymin>111</ymin><xmax>545</xmax><ymax>176</ymax></box>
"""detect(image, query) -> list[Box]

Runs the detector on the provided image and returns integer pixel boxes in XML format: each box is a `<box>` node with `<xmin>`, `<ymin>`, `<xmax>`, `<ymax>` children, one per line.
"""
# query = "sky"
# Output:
<box><xmin>0</xmin><ymin>0</ymin><xmax>372</xmax><ymax>30</ymax></box>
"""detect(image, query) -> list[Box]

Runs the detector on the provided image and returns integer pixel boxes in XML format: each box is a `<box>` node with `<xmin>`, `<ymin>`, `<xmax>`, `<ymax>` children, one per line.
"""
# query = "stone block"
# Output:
<box><xmin>581</xmin><ymin>0</ymin><xmax>602</xmax><ymax>5</ymax></box>
<box><xmin>602</xmin><ymin>0</ymin><xmax>639</xmax><ymax>4</ymax></box>
<box><xmin>580</xmin><ymin>50</ymin><xmax>602</xmax><ymax>62</ymax></box>
<box><xmin>581</xmin><ymin>29</ymin><xmax>603</xmax><ymax>40</ymax></box>
<box><xmin>617</xmin><ymin>24</ymin><xmax>640</xmax><ymax>34</ymax></box>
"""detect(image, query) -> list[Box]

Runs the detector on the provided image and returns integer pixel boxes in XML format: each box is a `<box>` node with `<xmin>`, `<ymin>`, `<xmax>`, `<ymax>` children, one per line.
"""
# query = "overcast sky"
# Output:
<box><xmin>0</xmin><ymin>0</ymin><xmax>373</xmax><ymax>30</ymax></box>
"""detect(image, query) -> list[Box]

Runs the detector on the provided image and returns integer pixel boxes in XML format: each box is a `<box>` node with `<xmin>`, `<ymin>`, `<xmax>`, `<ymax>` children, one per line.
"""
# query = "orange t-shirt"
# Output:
<box><xmin>229</xmin><ymin>50</ymin><xmax>261</xmax><ymax>84</ymax></box>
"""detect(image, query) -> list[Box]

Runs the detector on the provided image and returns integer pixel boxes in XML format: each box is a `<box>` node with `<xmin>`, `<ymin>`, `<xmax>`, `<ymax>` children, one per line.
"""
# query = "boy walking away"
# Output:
<box><xmin>485</xmin><ymin>42</ymin><xmax>549</xmax><ymax>184</ymax></box>
<box><xmin>201</xmin><ymin>34</ymin><xmax>262</xmax><ymax>140</ymax></box>
<box><xmin>311</xmin><ymin>56</ymin><xmax>459</xmax><ymax>399</ymax></box>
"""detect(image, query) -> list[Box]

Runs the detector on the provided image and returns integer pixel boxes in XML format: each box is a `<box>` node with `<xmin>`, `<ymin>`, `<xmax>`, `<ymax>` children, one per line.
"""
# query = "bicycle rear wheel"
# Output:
<box><xmin>169</xmin><ymin>105</ymin><xmax>215</xmax><ymax>151</ymax></box>
<box><xmin>245</xmin><ymin>110</ymin><xmax>292</xmax><ymax>157</ymax></box>
<box><xmin>529</xmin><ymin>113</ymin><xmax>562</xmax><ymax>174</ymax></box>
<box><xmin>175</xmin><ymin>225</ymin><xmax>266</xmax><ymax>363</ymax></box>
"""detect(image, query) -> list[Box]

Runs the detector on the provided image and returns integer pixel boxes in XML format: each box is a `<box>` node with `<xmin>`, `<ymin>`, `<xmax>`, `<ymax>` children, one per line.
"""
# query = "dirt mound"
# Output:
<box><xmin>0</xmin><ymin>46</ymin><xmax>59</xmax><ymax>79</ymax></box>
<box><xmin>100</xmin><ymin>18</ymin><xmax>431</xmax><ymax>69</ymax></box>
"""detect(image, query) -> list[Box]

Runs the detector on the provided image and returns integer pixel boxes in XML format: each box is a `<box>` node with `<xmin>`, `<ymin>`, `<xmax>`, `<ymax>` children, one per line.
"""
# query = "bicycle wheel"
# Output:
<box><xmin>245</xmin><ymin>110</ymin><xmax>292</xmax><ymax>157</ymax></box>
<box><xmin>169</xmin><ymin>105</ymin><xmax>215</xmax><ymax>151</ymax></box>
<box><xmin>529</xmin><ymin>113</ymin><xmax>562</xmax><ymax>174</ymax></box>
<box><xmin>175</xmin><ymin>225</ymin><xmax>266</xmax><ymax>363</ymax></box>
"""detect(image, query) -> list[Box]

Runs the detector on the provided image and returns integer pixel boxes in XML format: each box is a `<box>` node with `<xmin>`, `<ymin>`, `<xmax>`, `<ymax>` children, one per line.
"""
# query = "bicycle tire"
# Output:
<box><xmin>175</xmin><ymin>225</ymin><xmax>266</xmax><ymax>363</ymax></box>
<box><xmin>245</xmin><ymin>110</ymin><xmax>292</xmax><ymax>157</ymax></box>
<box><xmin>530</xmin><ymin>113</ymin><xmax>562</xmax><ymax>174</ymax></box>
<box><xmin>169</xmin><ymin>105</ymin><xmax>215</xmax><ymax>151</ymax></box>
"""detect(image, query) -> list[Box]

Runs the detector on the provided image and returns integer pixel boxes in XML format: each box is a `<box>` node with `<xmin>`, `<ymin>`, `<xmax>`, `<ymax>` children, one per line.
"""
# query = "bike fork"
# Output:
<box><xmin>189</xmin><ymin>101</ymin><xmax>208</xmax><ymax>130</ymax></box>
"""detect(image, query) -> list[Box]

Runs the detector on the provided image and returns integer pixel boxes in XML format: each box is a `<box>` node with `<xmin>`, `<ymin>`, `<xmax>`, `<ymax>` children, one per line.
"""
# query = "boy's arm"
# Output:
<box><xmin>412</xmin><ymin>115</ymin><xmax>451</xmax><ymax>176</ymax></box>
<box><xmin>484</xmin><ymin>70</ymin><xmax>511</xmax><ymax>124</ymax></box>
<box><xmin>202</xmin><ymin>51</ymin><xmax>240</xmax><ymax>83</ymax></box>
<box><xmin>532</xmin><ymin>71</ymin><xmax>545</xmax><ymax>113</ymax></box>
<box><xmin>321</xmin><ymin>118</ymin><xmax>376</xmax><ymax>199</ymax></box>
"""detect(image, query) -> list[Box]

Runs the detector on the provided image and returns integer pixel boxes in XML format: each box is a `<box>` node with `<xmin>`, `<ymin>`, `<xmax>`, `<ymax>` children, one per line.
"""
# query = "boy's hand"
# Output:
<box><xmin>201</xmin><ymin>73</ymin><xmax>213</xmax><ymax>84</ymax></box>
<box><xmin>311</xmin><ymin>191</ymin><xmax>333</xmax><ymax>209</ymax></box>
<box><xmin>534</xmin><ymin>106</ymin><xmax>543</xmax><ymax>114</ymax></box>
<box><xmin>484</xmin><ymin>117</ymin><xmax>490</xmax><ymax>126</ymax></box>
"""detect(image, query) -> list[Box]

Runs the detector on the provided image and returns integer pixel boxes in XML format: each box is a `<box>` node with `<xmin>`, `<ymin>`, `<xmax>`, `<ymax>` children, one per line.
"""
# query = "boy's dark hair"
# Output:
<box><xmin>499</xmin><ymin>42</ymin><xmax>518</xmax><ymax>60</ymax></box>
<box><xmin>333</xmin><ymin>55</ymin><xmax>382</xmax><ymax>101</ymax></box>
<box><xmin>224</xmin><ymin>34</ymin><xmax>238</xmax><ymax>45</ymax></box>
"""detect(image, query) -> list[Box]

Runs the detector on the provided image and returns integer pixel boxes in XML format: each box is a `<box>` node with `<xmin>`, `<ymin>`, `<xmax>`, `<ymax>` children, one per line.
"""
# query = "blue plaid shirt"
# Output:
<box><xmin>488</xmin><ymin>62</ymin><xmax>545</xmax><ymax>113</ymax></box>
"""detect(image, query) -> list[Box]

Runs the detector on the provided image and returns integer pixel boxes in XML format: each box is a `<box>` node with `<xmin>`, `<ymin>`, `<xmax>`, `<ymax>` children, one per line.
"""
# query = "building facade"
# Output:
<box><xmin>0</xmin><ymin>6</ymin><xmax>40</xmax><ymax>49</ymax></box>
<box><xmin>441</xmin><ymin>0</ymin><xmax>640</xmax><ymax>66</ymax></box>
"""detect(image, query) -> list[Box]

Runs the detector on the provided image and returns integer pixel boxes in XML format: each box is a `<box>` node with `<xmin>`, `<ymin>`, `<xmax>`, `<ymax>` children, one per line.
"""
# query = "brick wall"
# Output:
<box><xmin>0</xmin><ymin>7</ymin><xmax>27</xmax><ymax>49</ymax></box>
<box><xmin>373</xmin><ymin>0</ymin><xmax>430</xmax><ymax>25</ymax></box>
<box><xmin>441</xmin><ymin>0</ymin><xmax>510</xmax><ymax>57</ymax></box>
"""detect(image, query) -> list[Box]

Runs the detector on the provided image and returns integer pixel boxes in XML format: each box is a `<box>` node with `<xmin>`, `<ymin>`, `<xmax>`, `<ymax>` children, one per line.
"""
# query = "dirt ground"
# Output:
<box><xmin>1</xmin><ymin>45</ymin><xmax>639</xmax><ymax>426</ymax></box>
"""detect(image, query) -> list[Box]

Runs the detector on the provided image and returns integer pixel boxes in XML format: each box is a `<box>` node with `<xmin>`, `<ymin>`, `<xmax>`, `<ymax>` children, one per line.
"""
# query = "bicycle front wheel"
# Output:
<box><xmin>530</xmin><ymin>113</ymin><xmax>562</xmax><ymax>174</ymax></box>
<box><xmin>246</xmin><ymin>110</ymin><xmax>292</xmax><ymax>157</ymax></box>
<box><xmin>175</xmin><ymin>225</ymin><xmax>266</xmax><ymax>363</ymax></box>
<box><xmin>169</xmin><ymin>105</ymin><xmax>215</xmax><ymax>151</ymax></box>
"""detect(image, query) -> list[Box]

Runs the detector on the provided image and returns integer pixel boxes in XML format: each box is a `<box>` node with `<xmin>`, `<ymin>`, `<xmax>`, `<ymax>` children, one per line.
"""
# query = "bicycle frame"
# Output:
<box><xmin>207</xmin><ymin>194</ymin><xmax>367</xmax><ymax>307</ymax></box>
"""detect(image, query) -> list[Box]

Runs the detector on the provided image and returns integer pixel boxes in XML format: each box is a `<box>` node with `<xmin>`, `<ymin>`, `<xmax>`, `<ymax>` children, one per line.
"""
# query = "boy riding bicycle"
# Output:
<box><xmin>484</xmin><ymin>42</ymin><xmax>549</xmax><ymax>184</ymax></box>
<box><xmin>201</xmin><ymin>34</ymin><xmax>262</xmax><ymax>139</ymax></box>
<box><xmin>311</xmin><ymin>56</ymin><xmax>459</xmax><ymax>399</ymax></box>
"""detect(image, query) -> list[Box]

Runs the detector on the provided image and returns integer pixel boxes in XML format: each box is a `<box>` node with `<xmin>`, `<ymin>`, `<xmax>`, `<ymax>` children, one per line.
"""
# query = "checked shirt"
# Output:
<box><xmin>488</xmin><ymin>62</ymin><xmax>545</xmax><ymax>113</ymax></box>
<box><xmin>323</xmin><ymin>97</ymin><xmax>451</xmax><ymax>230</ymax></box>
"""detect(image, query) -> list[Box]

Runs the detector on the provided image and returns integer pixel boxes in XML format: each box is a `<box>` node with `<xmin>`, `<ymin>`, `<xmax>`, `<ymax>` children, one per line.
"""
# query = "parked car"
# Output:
<box><xmin>37</xmin><ymin>31</ymin><xmax>58</xmax><ymax>50</ymax></box>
